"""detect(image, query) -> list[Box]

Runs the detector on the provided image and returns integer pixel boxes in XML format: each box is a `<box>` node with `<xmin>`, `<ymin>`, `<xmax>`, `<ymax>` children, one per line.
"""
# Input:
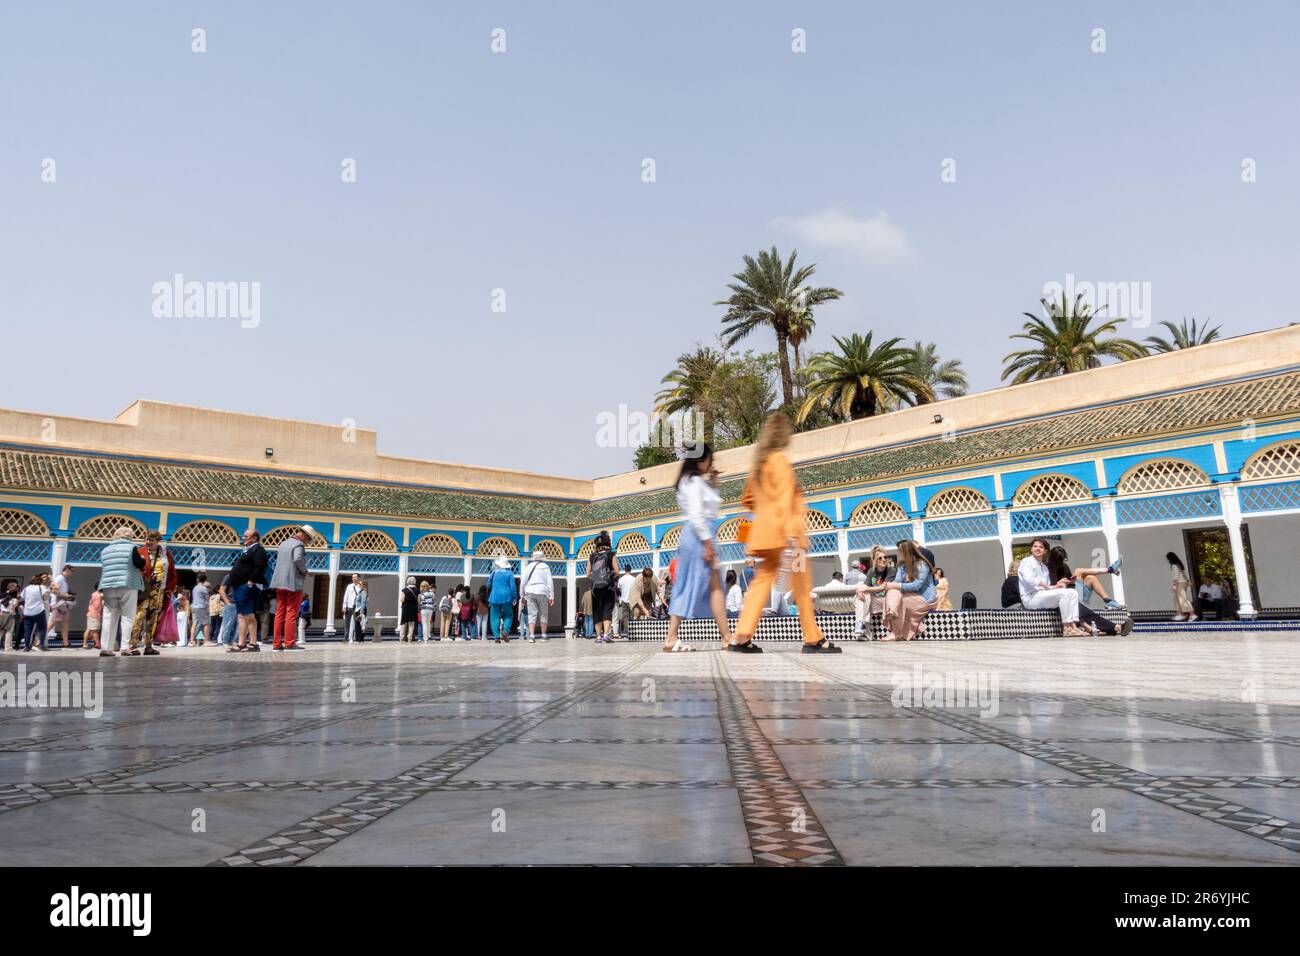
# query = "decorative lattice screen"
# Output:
<box><xmin>716</xmin><ymin>518</ymin><xmax>745</xmax><ymax>544</ymax></box>
<box><xmin>264</xmin><ymin>525</ymin><xmax>329</xmax><ymax>549</ymax></box>
<box><xmin>411</xmin><ymin>533</ymin><xmax>462</xmax><ymax>555</ymax></box>
<box><xmin>0</xmin><ymin>509</ymin><xmax>49</xmax><ymax>537</ymax></box>
<box><xmin>531</xmin><ymin>539</ymin><xmax>565</xmax><ymax>560</ymax></box>
<box><xmin>925</xmin><ymin>487</ymin><xmax>992</xmax><ymax>517</ymax></box>
<box><xmin>476</xmin><ymin>536</ymin><xmax>518</xmax><ymax>557</ymax></box>
<box><xmin>1241</xmin><ymin>442</ymin><xmax>1300</xmax><ymax>482</ymax></box>
<box><xmin>849</xmin><ymin>499</ymin><xmax>907</xmax><ymax>526</ymax></box>
<box><xmin>658</xmin><ymin>526</ymin><xmax>682</xmax><ymax>549</ymax></box>
<box><xmin>75</xmin><ymin>514</ymin><xmax>147</xmax><ymax>540</ymax></box>
<box><xmin>1013</xmin><ymin>474</ymin><xmax>1091</xmax><ymax>506</ymax></box>
<box><xmin>804</xmin><ymin>510</ymin><xmax>834</xmax><ymax>532</ymax></box>
<box><xmin>343</xmin><ymin>529</ymin><xmax>398</xmax><ymax>552</ymax></box>
<box><xmin>1117</xmin><ymin>459</ymin><xmax>1210</xmax><ymax>495</ymax></box>
<box><xmin>170</xmin><ymin>519</ymin><xmax>240</xmax><ymax>546</ymax></box>
<box><xmin>576</xmin><ymin>539</ymin><xmax>597</xmax><ymax>560</ymax></box>
<box><xmin>616</xmin><ymin>532</ymin><xmax>651</xmax><ymax>553</ymax></box>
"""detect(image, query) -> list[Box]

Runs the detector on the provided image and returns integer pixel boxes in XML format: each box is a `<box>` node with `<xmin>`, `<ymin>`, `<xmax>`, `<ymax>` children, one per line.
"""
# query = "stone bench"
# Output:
<box><xmin>624</xmin><ymin>607</ymin><xmax>1131</xmax><ymax>643</ymax></box>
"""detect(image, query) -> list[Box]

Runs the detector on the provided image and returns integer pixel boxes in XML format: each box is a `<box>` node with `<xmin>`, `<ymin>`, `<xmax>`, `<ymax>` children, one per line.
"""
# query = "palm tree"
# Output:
<box><xmin>796</xmin><ymin>332</ymin><xmax>931</xmax><ymax>424</ymax></box>
<box><xmin>1001</xmin><ymin>293</ymin><xmax>1147</xmax><ymax>384</ymax></box>
<box><xmin>1144</xmin><ymin>317</ymin><xmax>1222</xmax><ymax>353</ymax></box>
<box><xmin>654</xmin><ymin>346</ymin><xmax>726</xmax><ymax>445</ymax></box>
<box><xmin>787</xmin><ymin>309</ymin><xmax>816</xmax><ymax>399</ymax></box>
<box><xmin>716</xmin><ymin>247</ymin><xmax>843</xmax><ymax>411</ymax></box>
<box><xmin>906</xmin><ymin>341</ymin><xmax>968</xmax><ymax>404</ymax></box>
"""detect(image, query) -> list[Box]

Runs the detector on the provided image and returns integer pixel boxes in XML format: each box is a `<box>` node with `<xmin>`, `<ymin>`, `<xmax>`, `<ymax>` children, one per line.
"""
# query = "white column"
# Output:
<box><xmin>462</xmin><ymin>556</ymin><xmax>473</xmax><ymax>586</ymax></box>
<box><xmin>324</xmin><ymin>549</ymin><xmax>340</xmax><ymax>636</ymax></box>
<box><xmin>836</xmin><ymin>527</ymin><xmax>849</xmax><ymax>576</ymax></box>
<box><xmin>996</xmin><ymin>508</ymin><xmax>1014</xmax><ymax>577</ymax></box>
<box><xmin>398</xmin><ymin>552</ymin><xmax>409</xmax><ymax>585</ymax></box>
<box><xmin>1098</xmin><ymin>497</ymin><xmax>1126</xmax><ymax>607</ymax></box>
<box><xmin>1219</xmin><ymin>485</ymin><xmax>1257</xmax><ymax>618</ymax></box>
<box><xmin>566</xmin><ymin>559</ymin><xmax>577</xmax><ymax>636</ymax></box>
<box><xmin>652</xmin><ymin>549</ymin><xmax>661</xmax><ymax>575</ymax></box>
<box><xmin>50</xmin><ymin>536</ymin><xmax>68</xmax><ymax>577</ymax></box>
<box><xmin>911</xmin><ymin>518</ymin><xmax>925</xmax><ymax>545</ymax></box>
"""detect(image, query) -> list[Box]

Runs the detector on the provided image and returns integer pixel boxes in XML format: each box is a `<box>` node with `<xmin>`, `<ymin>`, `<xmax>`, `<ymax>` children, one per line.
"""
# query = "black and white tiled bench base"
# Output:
<box><xmin>625</xmin><ymin>609</ymin><xmax>1131</xmax><ymax>643</ymax></box>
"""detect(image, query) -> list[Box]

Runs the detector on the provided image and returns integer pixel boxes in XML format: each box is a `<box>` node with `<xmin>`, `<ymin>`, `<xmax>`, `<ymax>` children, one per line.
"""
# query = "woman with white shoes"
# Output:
<box><xmin>662</xmin><ymin>442</ymin><xmax>740</xmax><ymax>653</ymax></box>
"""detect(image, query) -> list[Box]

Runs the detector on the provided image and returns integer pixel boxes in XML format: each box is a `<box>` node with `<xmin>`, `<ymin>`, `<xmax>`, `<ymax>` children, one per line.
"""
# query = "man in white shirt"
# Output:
<box><xmin>1208</xmin><ymin>580</ymin><xmax>1225</xmax><ymax>618</ymax></box>
<box><xmin>1017</xmin><ymin>538</ymin><xmax>1086</xmax><ymax>636</ymax></box>
<box><xmin>519</xmin><ymin>549</ymin><xmax>555</xmax><ymax>642</ymax></box>
<box><xmin>1197</xmin><ymin>581</ymin><xmax>1214</xmax><ymax>616</ymax></box>
<box><xmin>342</xmin><ymin>574</ymin><xmax>362</xmax><ymax>642</ymax></box>
<box><xmin>613</xmin><ymin>566</ymin><xmax>635</xmax><ymax>638</ymax></box>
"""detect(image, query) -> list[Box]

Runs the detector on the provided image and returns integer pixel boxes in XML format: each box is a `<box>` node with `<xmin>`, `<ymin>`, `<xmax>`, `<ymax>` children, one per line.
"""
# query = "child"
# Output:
<box><xmin>725</xmin><ymin>569</ymin><xmax>743</xmax><ymax>618</ymax></box>
<box><xmin>84</xmin><ymin>586</ymin><xmax>104</xmax><ymax>653</ymax></box>
<box><xmin>208</xmin><ymin>587</ymin><xmax>224</xmax><ymax>648</ymax></box>
<box><xmin>458</xmin><ymin>586</ymin><xmax>475</xmax><ymax>640</ymax></box>
<box><xmin>174</xmin><ymin>590</ymin><xmax>189</xmax><ymax>647</ymax></box>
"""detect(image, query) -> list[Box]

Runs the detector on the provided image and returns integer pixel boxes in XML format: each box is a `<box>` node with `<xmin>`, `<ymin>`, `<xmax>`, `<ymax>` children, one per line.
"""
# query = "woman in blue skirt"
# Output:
<box><xmin>664</xmin><ymin>443</ymin><xmax>754</xmax><ymax>652</ymax></box>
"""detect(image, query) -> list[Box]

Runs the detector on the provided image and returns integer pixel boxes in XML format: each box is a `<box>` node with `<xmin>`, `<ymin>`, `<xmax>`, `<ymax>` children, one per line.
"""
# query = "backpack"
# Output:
<box><xmin>961</xmin><ymin>591</ymin><xmax>977</xmax><ymax>610</ymax></box>
<box><xmin>589</xmin><ymin>549</ymin><xmax>612</xmax><ymax>589</ymax></box>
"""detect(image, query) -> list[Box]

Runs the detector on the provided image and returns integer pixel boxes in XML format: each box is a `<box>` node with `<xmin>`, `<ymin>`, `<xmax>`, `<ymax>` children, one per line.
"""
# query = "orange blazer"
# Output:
<box><xmin>740</xmin><ymin>451</ymin><xmax>808</xmax><ymax>552</ymax></box>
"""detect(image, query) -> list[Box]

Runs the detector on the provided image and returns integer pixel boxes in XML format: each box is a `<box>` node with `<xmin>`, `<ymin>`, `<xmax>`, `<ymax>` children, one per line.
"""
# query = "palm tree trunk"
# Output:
<box><xmin>775</xmin><ymin>327</ymin><xmax>794</xmax><ymax>411</ymax></box>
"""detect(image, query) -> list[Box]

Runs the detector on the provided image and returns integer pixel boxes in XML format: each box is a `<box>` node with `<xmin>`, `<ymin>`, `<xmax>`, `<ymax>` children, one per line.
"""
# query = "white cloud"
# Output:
<box><xmin>772</xmin><ymin>209</ymin><xmax>915</xmax><ymax>265</ymax></box>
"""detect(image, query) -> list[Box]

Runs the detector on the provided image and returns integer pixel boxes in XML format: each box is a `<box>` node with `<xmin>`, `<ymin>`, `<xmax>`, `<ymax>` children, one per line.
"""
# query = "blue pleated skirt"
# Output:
<box><xmin>668</xmin><ymin>522</ymin><xmax>717</xmax><ymax>620</ymax></box>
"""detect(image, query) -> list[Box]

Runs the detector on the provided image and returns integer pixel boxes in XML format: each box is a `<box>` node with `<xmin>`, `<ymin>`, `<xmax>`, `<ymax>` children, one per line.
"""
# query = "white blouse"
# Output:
<box><xmin>677</xmin><ymin>475</ymin><xmax>721</xmax><ymax>543</ymax></box>
<box><xmin>726</xmin><ymin>584</ymin><xmax>743</xmax><ymax>612</ymax></box>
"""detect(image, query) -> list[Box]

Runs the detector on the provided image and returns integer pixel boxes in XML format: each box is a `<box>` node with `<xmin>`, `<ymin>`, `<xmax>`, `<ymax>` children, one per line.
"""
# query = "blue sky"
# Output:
<box><xmin>3</xmin><ymin>1</ymin><xmax>1297</xmax><ymax>478</ymax></box>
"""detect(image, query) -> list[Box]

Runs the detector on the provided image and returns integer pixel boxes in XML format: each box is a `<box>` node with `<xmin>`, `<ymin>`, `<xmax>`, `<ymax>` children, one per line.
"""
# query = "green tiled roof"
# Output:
<box><xmin>574</xmin><ymin>370</ymin><xmax>1300</xmax><ymax>525</ymax></box>
<box><xmin>0</xmin><ymin>450</ymin><xmax>587</xmax><ymax>527</ymax></box>
<box><xmin>3</xmin><ymin>371</ymin><xmax>1298</xmax><ymax>529</ymax></box>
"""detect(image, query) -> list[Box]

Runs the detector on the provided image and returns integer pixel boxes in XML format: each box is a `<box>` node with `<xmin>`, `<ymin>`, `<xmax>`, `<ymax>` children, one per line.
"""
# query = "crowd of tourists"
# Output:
<box><xmin>0</xmin><ymin>418</ymin><xmax>1235</xmax><ymax>656</ymax></box>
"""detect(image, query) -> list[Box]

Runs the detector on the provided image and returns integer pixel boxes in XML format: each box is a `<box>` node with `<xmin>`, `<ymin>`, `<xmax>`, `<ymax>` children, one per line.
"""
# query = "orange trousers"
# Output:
<box><xmin>736</xmin><ymin>547</ymin><xmax>824</xmax><ymax>645</ymax></box>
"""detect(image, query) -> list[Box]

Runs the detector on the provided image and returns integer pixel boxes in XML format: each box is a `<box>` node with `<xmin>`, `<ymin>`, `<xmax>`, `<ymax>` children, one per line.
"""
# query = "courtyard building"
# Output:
<box><xmin>1</xmin><ymin>324</ymin><xmax>1298</xmax><ymax>636</ymax></box>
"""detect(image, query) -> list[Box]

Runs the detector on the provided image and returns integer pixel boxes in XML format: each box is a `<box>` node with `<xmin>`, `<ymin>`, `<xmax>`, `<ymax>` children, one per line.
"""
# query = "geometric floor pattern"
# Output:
<box><xmin>1</xmin><ymin>631</ymin><xmax>1298</xmax><ymax>866</ymax></box>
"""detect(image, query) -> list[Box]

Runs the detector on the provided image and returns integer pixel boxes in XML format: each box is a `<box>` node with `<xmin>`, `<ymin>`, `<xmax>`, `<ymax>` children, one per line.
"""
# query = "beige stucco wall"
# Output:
<box><xmin>1</xmin><ymin>324</ymin><xmax>1295</xmax><ymax>503</ymax></box>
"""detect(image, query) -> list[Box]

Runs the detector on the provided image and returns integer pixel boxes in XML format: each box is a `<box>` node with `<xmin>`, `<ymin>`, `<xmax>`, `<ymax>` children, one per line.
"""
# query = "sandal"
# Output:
<box><xmin>663</xmin><ymin>640</ymin><xmax>696</xmax><ymax>653</ymax></box>
<box><xmin>727</xmin><ymin>640</ymin><xmax>763</xmax><ymax>654</ymax></box>
<box><xmin>801</xmin><ymin>638</ymin><xmax>842</xmax><ymax>654</ymax></box>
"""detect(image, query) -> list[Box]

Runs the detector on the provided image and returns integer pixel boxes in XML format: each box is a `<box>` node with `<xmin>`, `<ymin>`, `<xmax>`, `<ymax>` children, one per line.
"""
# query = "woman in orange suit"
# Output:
<box><xmin>734</xmin><ymin>414</ymin><xmax>842</xmax><ymax>654</ymax></box>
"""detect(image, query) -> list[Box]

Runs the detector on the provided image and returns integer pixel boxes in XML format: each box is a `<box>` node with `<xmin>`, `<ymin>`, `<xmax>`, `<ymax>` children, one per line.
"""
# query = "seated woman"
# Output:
<box><xmin>1046</xmin><ymin>547</ymin><xmax>1133</xmax><ymax>637</ymax></box>
<box><xmin>854</xmin><ymin>546</ymin><xmax>892</xmax><ymax>638</ymax></box>
<box><xmin>880</xmin><ymin>540</ymin><xmax>937</xmax><ymax>642</ymax></box>
<box><xmin>1049</xmin><ymin>546</ymin><xmax>1125</xmax><ymax>610</ymax></box>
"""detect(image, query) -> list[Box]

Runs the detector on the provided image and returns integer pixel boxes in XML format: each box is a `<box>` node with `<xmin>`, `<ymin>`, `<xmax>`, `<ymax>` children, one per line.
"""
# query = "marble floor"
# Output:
<box><xmin>1</xmin><ymin>632</ymin><xmax>1298</xmax><ymax>866</ymax></box>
